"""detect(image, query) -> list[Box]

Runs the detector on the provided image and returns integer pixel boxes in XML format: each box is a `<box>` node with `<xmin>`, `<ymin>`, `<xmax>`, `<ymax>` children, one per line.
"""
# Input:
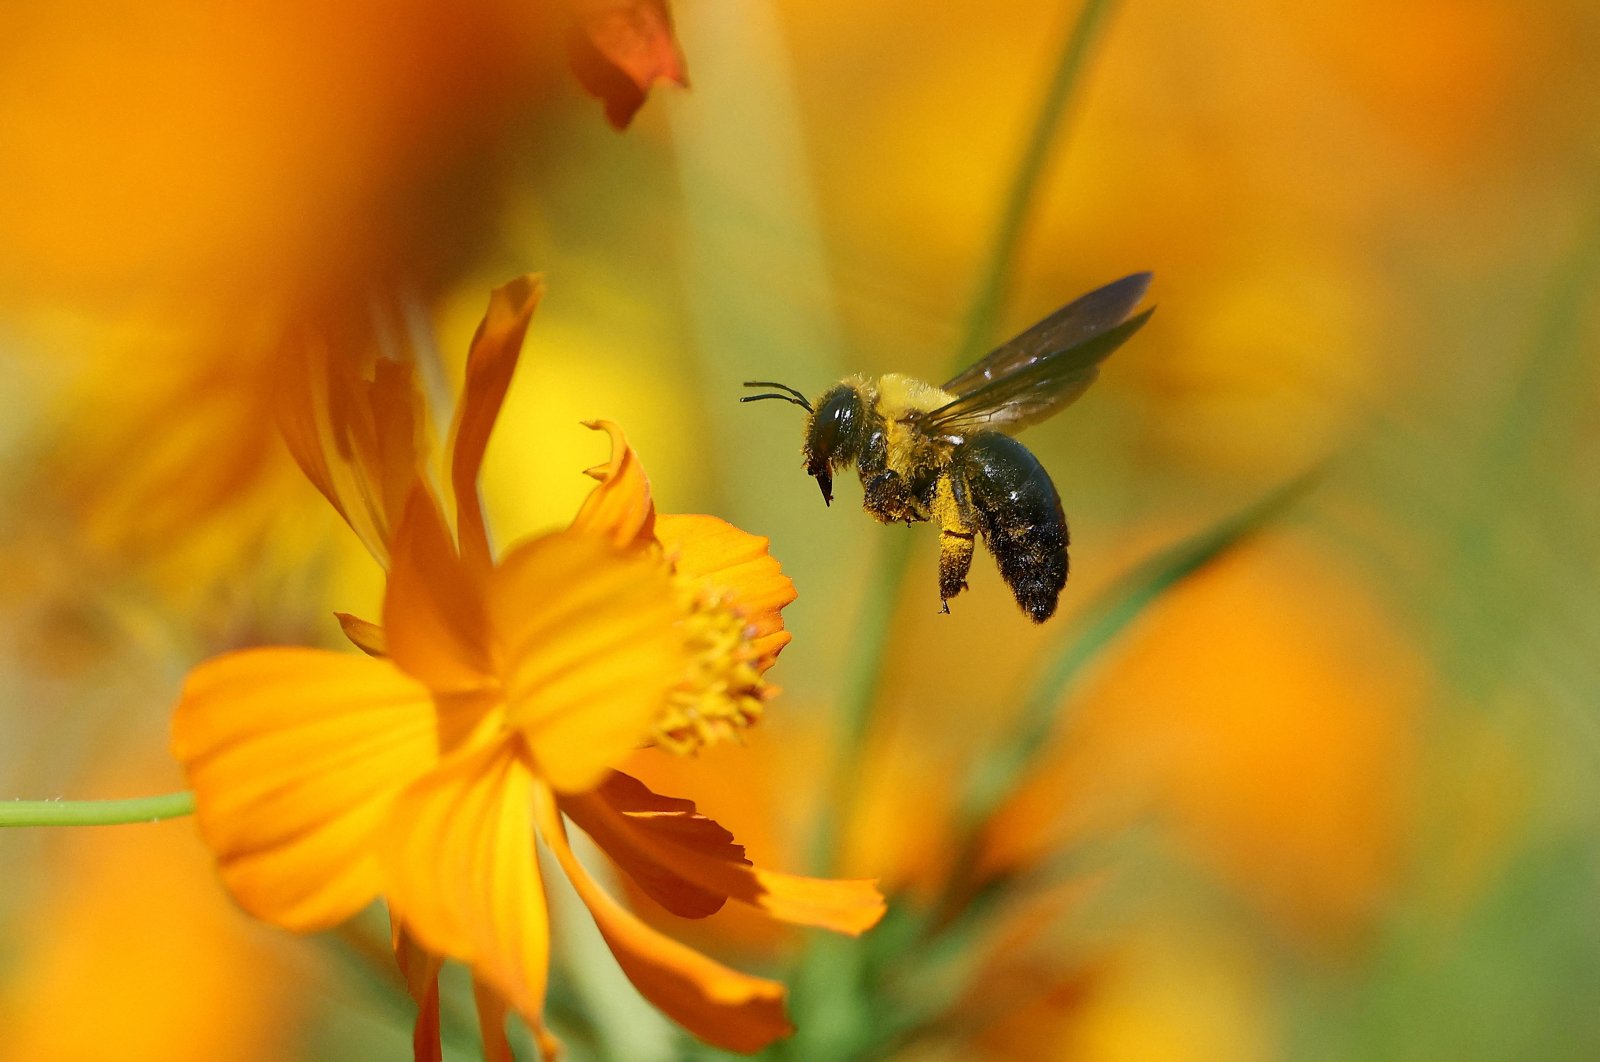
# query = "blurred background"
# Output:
<box><xmin>2</xmin><ymin>0</ymin><xmax>1599</xmax><ymax>1059</ymax></box>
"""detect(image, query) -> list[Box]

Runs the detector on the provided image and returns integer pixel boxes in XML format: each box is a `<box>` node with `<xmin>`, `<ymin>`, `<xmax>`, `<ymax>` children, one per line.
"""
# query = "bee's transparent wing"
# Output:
<box><xmin>927</xmin><ymin>303</ymin><xmax>1153</xmax><ymax>436</ymax></box>
<box><xmin>941</xmin><ymin>272</ymin><xmax>1152</xmax><ymax>397</ymax></box>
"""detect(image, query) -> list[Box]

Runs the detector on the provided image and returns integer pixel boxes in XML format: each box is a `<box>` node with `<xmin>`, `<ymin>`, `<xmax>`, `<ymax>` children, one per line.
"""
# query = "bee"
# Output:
<box><xmin>742</xmin><ymin>273</ymin><xmax>1153</xmax><ymax>623</ymax></box>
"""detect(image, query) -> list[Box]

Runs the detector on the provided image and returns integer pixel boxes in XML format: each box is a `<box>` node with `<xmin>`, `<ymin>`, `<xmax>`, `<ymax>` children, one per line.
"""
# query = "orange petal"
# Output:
<box><xmin>533</xmin><ymin>784</ymin><xmax>794</xmax><ymax>1053</ymax></box>
<box><xmin>734</xmin><ymin>867</ymin><xmax>886</xmax><ymax>937</ymax></box>
<box><xmin>171</xmin><ymin>648</ymin><xmax>438</xmax><ymax>931</ymax></box>
<box><xmin>561</xmin><ymin>772</ymin><xmax>741</xmax><ymax>918</ymax></box>
<box><xmin>369</xmin><ymin>359</ymin><xmax>431</xmax><ymax>546</ymax></box>
<box><xmin>569</xmin><ymin>420</ymin><xmax>657</xmax><ymax>551</ymax></box>
<box><xmin>380</xmin><ymin>741</ymin><xmax>551</xmax><ymax>1029</ymax></box>
<box><xmin>656</xmin><ymin>513</ymin><xmax>796</xmax><ymax>668</ymax></box>
<box><xmin>390</xmin><ymin>920</ymin><xmax>443</xmax><ymax>1062</ymax></box>
<box><xmin>384</xmin><ymin>484</ymin><xmax>493</xmax><ymax>693</ymax></box>
<box><xmin>277</xmin><ymin>338</ymin><xmax>427</xmax><ymax>567</ymax></box>
<box><xmin>336</xmin><ymin>612</ymin><xmax>388</xmax><ymax>657</ymax></box>
<box><xmin>491</xmin><ymin>531</ymin><xmax>688</xmax><ymax>793</ymax></box>
<box><xmin>391</xmin><ymin>916</ymin><xmax>444</xmax><ymax>1011</ymax></box>
<box><xmin>447</xmin><ymin>275</ymin><xmax>544</xmax><ymax>573</ymax></box>
<box><xmin>564</xmin><ymin>773</ymin><xmax>884</xmax><ymax>935</ymax></box>
<box><xmin>412</xmin><ymin>988</ymin><xmax>442</xmax><ymax>1062</ymax></box>
<box><xmin>471</xmin><ymin>980</ymin><xmax>516</xmax><ymax>1062</ymax></box>
<box><xmin>566</xmin><ymin>0</ymin><xmax>688</xmax><ymax>130</ymax></box>
<box><xmin>275</xmin><ymin>341</ymin><xmax>342</xmax><ymax>521</ymax></box>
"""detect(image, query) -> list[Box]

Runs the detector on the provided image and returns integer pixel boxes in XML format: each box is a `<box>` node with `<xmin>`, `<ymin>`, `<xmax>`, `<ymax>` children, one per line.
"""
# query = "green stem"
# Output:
<box><xmin>958</xmin><ymin>0</ymin><xmax>1121</xmax><ymax>363</ymax></box>
<box><xmin>0</xmin><ymin>791</ymin><xmax>196</xmax><ymax>827</ymax></box>
<box><xmin>808</xmin><ymin>533</ymin><xmax>914</xmax><ymax>875</ymax></box>
<box><xmin>848</xmin><ymin>467</ymin><xmax>1321</xmax><ymax>1030</ymax></box>
<box><xmin>907</xmin><ymin>468</ymin><xmax>1324</xmax><ymax>943</ymax></box>
<box><xmin>808</xmin><ymin>0</ymin><xmax>1126</xmax><ymax>880</ymax></box>
<box><xmin>957</xmin><ymin>467</ymin><xmax>1324</xmax><ymax>833</ymax></box>
<box><xmin>791</xmin><ymin>3</ymin><xmax>1133</xmax><ymax>1051</ymax></box>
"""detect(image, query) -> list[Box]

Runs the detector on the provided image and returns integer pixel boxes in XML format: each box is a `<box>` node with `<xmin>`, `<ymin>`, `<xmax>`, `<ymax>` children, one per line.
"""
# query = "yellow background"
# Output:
<box><xmin>2</xmin><ymin>1</ymin><xmax>1598</xmax><ymax>1058</ymax></box>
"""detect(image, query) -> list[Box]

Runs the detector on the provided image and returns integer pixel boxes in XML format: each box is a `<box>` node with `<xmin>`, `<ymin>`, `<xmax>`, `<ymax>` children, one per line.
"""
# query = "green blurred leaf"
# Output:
<box><xmin>809</xmin><ymin>0</ymin><xmax>1131</xmax><ymax>882</ymax></box>
<box><xmin>956</xmin><ymin>465</ymin><xmax>1326</xmax><ymax>835</ymax></box>
<box><xmin>957</xmin><ymin>0</ymin><xmax>1124</xmax><ymax>365</ymax></box>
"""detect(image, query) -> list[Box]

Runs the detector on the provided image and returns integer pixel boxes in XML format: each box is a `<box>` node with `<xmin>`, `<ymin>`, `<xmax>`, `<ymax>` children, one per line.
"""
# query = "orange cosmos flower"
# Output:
<box><xmin>171</xmin><ymin>275</ymin><xmax>883</xmax><ymax>1058</ymax></box>
<box><xmin>567</xmin><ymin>0</ymin><xmax>690</xmax><ymax>129</ymax></box>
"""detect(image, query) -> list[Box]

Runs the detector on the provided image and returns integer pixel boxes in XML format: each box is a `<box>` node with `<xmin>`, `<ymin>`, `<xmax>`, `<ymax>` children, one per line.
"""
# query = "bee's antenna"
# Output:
<box><xmin>741</xmin><ymin>392</ymin><xmax>812</xmax><ymax>411</ymax></box>
<box><xmin>740</xmin><ymin>380</ymin><xmax>813</xmax><ymax>413</ymax></box>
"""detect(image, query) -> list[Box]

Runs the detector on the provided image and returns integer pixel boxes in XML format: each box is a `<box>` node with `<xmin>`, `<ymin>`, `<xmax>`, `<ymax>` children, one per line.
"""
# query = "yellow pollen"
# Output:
<box><xmin>652</xmin><ymin>582</ymin><xmax>770</xmax><ymax>755</ymax></box>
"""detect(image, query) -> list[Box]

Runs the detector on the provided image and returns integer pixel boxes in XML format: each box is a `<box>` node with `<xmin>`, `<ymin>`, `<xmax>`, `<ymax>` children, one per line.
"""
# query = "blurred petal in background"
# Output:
<box><xmin>3</xmin><ymin>0</ymin><xmax>1599</xmax><ymax>1057</ymax></box>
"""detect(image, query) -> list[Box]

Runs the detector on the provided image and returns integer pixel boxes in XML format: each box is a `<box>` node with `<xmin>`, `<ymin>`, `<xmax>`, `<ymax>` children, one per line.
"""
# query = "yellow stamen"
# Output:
<box><xmin>653</xmin><ymin>584</ymin><xmax>769</xmax><ymax>755</ymax></box>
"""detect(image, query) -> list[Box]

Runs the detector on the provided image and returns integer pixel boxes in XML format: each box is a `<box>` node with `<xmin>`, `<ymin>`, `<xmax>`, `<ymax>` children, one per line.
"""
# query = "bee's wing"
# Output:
<box><xmin>941</xmin><ymin>273</ymin><xmax>1152</xmax><ymax>397</ymax></box>
<box><xmin>926</xmin><ymin>303</ymin><xmax>1153</xmax><ymax>436</ymax></box>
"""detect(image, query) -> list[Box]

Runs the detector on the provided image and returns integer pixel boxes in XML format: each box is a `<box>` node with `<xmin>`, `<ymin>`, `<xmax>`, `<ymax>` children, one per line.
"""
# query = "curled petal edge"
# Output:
<box><xmin>533</xmin><ymin>782</ymin><xmax>795</xmax><ymax>1053</ymax></box>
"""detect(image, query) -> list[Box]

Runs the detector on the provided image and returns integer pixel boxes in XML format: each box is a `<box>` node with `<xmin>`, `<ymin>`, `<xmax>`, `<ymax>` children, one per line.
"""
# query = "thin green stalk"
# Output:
<box><xmin>894</xmin><ymin>467</ymin><xmax>1323</xmax><ymax>952</ymax></box>
<box><xmin>958</xmin><ymin>0</ymin><xmax>1121</xmax><ymax>363</ymax></box>
<box><xmin>957</xmin><ymin>466</ymin><xmax>1324</xmax><ymax>832</ymax></box>
<box><xmin>809</xmin><ymin>0</ymin><xmax>1126</xmax><ymax>880</ymax></box>
<box><xmin>322</xmin><ymin>911</ymin><xmax>485</xmax><ymax>1055</ymax></box>
<box><xmin>1482</xmin><ymin>210</ymin><xmax>1600</xmax><ymax>470</ymax></box>
<box><xmin>790</xmin><ymin>7</ymin><xmax>1130</xmax><ymax>1052</ymax></box>
<box><xmin>0</xmin><ymin>791</ymin><xmax>196</xmax><ymax>827</ymax></box>
<box><xmin>806</xmin><ymin>532</ymin><xmax>915</xmax><ymax>875</ymax></box>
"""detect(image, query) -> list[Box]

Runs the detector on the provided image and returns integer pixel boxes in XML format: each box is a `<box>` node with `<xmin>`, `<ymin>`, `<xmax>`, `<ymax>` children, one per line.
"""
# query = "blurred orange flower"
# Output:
<box><xmin>0</xmin><ymin>764</ymin><xmax>304</xmax><ymax>1062</ymax></box>
<box><xmin>171</xmin><ymin>276</ymin><xmax>883</xmax><ymax>1057</ymax></box>
<box><xmin>0</xmin><ymin>0</ymin><xmax>693</xmax><ymax>636</ymax></box>
<box><xmin>0</xmin><ymin>0</ymin><xmax>688</xmax><ymax>314</ymax></box>
<box><xmin>568</xmin><ymin>0</ymin><xmax>690</xmax><ymax>129</ymax></box>
<box><xmin>977</xmin><ymin>536</ymin><xmax>1424</xmax><ymax>952</ymax></box>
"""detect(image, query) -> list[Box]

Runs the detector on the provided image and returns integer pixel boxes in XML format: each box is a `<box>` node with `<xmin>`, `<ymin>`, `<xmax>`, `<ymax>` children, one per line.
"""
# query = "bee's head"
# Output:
<box><xmin>740</xmin><ymin>379</ymin><xmax>863</xmax><ymax>506</ymax></box>
<box><xmin>800</xmin><ymin>383</ymin><xmax>867</xmax><ymax>506</ymax></box>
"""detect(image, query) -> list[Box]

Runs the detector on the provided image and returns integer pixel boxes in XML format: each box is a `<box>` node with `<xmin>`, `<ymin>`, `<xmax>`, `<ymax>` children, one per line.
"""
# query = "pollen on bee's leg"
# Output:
<box><xmin>651</xmin><ymin>584</ymin><xmax>770</xmax><ymax>756</ymax></box>
<box><xmin>937</xmin><ymin>529</ymin><xmax>975</xmax><ymax>604</ymax></box>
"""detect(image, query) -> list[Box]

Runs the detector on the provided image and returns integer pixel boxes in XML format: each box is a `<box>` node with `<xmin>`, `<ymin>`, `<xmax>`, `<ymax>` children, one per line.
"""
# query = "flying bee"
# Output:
<box><xmin>742</xmin><ymin>272</ymin><xmax>1153</xmax><ymax>623</ymax></box>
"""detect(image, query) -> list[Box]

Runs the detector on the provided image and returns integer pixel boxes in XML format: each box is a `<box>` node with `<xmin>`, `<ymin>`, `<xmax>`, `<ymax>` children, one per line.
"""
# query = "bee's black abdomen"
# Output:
<box><xmin>958</xmin><ymin>432</ymin><xmax>1069</xmax><ymax>622</ymax></box>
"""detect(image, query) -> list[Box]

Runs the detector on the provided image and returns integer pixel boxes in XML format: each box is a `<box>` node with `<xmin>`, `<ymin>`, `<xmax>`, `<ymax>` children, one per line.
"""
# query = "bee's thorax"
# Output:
<box><xmin>869</xmin><ymin>373</ymin><xmax>957</xmax><ymax>479</ymax></box>
<box><xmin>871</xmin><ymin>373</ymin><xmax>956</xmax><ymax>419</ymax></box>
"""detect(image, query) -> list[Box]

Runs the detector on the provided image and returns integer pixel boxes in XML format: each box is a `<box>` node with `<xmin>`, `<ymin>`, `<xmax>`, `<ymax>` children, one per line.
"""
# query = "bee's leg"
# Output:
<box><xmin>938</xmin><ymin>531</ymin><xmax>974</xmax><ymax>608</ymax></box>
<box><xmin>861</xmin><ymin>469</ymin><xmax>919</xmax><ymax>524</ymax></box>
<box><xmin>932</xmin><ymin>471</ymin><xmax>977</xmax><ymax>611</ymax></box>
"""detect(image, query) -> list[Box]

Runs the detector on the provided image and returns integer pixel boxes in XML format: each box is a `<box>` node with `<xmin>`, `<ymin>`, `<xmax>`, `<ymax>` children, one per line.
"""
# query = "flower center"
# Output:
<box><xmin>651</xmin><ymin>583</ymin><xmax>769</xmax><ymax>755</ymax></box>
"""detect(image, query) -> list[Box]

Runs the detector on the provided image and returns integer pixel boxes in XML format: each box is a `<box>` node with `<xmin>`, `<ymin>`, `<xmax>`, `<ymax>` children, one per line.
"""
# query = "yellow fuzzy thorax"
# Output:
<box><xmin>870</xmin><ymin>372</ymin><xmax>958</xmax><ymax>477</ymax></box>
<box><xmin>871</xmin><ymin>372</ymin><xmax>957</xmax><ymax>418</ymax></box>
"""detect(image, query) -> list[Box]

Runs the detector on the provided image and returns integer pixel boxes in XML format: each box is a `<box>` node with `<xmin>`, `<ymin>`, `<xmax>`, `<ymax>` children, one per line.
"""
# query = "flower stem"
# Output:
<box><xmin>0</xmin><ymin>791</ymin><xmax>196</xmax><ymax>828</ymax></box>
<box><xmin>956</xmin><ymin>466</ymin><xmax>1326</xmax><ymax>833</ymax></box>
<box><xmin>792</xmin><ymin>4</ymin><xmax>1131</xmax><ymax>1053</ymax></box>
<box><xmin>957</xmin><ymin>0</ymin><xmax>1121</xmax><ymax>365</ymax></box>
<box><xmin>917</xmin><ymin>466</ymin><xmax>1325</xmax><ymax>936</ymax></box>
<box><xmin>806</xmin><ymin>532</ymin><xmax>915</xmax><ymax>875</ymax></box>
<box><xmin>807</xmin><ymin>0</ymin><xmax>1125</xmax><ymax>879</ymax></box>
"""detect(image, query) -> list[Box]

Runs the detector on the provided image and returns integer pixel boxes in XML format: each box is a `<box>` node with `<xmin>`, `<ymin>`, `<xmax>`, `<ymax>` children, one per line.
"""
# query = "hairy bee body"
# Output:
<box><xmin>959</xmin><ymin>433</ymin><xmax>1069</xmax><ymax>621</ymax></box>
<box><xmin>811</xmin><ymin>373</ymin><xmax>957</xmax><ymax>524</ymax></box>
<box><xmin>802</xmin><ymin>376</ymin><xmax>1069</xmax><ymax>620</ymax></box>
<box><xmin>745</xmin><ymin>273</ymin><xmax>1153</xmax><ymax>622</ymax></box>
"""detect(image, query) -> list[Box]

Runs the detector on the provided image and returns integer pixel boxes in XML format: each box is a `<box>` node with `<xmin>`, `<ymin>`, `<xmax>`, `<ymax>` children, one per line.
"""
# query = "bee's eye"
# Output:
<box><xmin>805</xmin><ymin>387</ymin><xmax>862</xmax><ymax>468</ymax></box>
